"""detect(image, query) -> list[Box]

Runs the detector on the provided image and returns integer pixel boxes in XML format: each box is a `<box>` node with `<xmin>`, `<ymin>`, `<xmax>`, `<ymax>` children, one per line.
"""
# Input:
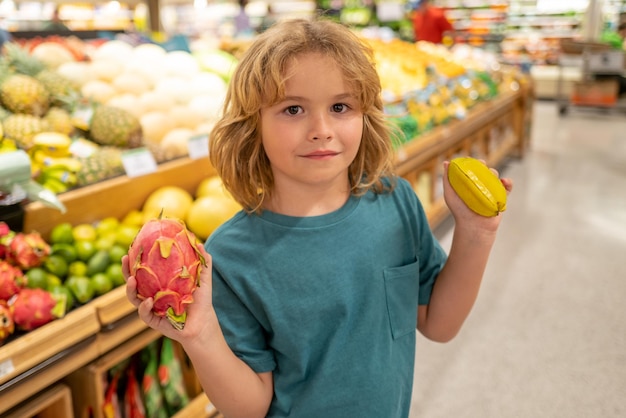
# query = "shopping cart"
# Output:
<box><xmin>556</xmin><ymin>40</ymin><xmax>626</xmax><ymax>115</ymax></box>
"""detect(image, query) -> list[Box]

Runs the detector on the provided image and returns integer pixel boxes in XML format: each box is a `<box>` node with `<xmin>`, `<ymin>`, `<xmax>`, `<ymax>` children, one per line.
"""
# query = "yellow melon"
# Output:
<box><xmin>142</xmin><ymin>186</ymin><xmax>194</xmax><ymax>222</ymax></box>
<box><xmin>186</xmin><ymin>195</ymin><xmax>241</xmax><ymax>240</ymax></box>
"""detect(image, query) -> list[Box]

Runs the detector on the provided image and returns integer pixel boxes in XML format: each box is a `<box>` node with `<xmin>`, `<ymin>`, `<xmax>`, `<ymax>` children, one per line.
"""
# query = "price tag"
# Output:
<box><xmin>121</xmin><ymin>148</ymin><xmax>157</xmax><ymax>178</ymax></box>
<box><xmin>69</xmin><ymin>138</ymin><xmax>99</xmax><ymax>158</ymax></box>
<box><xmin>71</xmin><ymin>106</ymin><xmax>94</xmax><ymax>131</ymax></box>
<box><xmin>0</xmin><ymin>358</ymin><xmax>15</xmax><ymax>379</ymax></box>
<box><xmin>187</xmin><ymin>134</ymin><xmax>209</xmax><ymax>160</ymax></box>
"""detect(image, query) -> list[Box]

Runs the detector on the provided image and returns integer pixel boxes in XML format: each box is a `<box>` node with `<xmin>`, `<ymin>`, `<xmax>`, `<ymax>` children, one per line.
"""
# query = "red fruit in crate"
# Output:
<box><xmin>128</xmin><ymin>216</ymin><xmax>206</xmax><ymax>330</ymax></box>
<box><xmin>8</xmin><ymin>232</ymin><xmax>51</xmax><ymax>270</ymax></box>
<box><xmin>0</xmin><ymin>260</ymin><xmax>25</xmax><ymax>301</ymax></box>
<box><xmin>0</xmin><ymin>300</ymin><xmax>14</xmax><ymax>346</ymax></box>
<box><xmin>10</xmin><ymin>288</ymin><xmax>65</xmax><ymax>331</ymax></box>
<box><xmin>0</xmin><ymin>221</ymin><xmax>15</xmax><ymax>259</ymax></box>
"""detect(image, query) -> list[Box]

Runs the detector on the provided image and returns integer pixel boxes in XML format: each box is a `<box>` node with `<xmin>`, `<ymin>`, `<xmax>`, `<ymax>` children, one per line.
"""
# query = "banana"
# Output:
<box><xmin>42</xmin><ymin>176</ymin><xmax>69</xmax><ymax>194</ymax></box>
<box><xmin>448</xmin><ymin>157</ymin><xmax>507</xmax><ymax>217</ymax></box>
<box><xmin>41</xmin><ymin>167</ymin><xmax>78</xmax><ymax>186</ymax></box>
<box><xmin>32</xmin><ymin>132</ymin><xmax>72</xmax><ymax>157</ymax></box>
<box><xmin>0</xmin><ymin>138</ymin><xmax>17</xmax><ymax>153</ymax></box>
<box><xmin>40</xmin><ymin>156</ymin><xmax>82</xmax><ymax>173</ymax></box>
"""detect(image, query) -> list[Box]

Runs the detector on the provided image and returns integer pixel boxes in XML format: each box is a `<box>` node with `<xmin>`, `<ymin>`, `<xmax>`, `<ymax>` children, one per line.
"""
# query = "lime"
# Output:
<box><xmin>68</xmin><ymin>260</ymin><xmax>88</xmax><ymax>278</ymax></box>
<box><xmin>108</xmin><ymin>244</ymin><xmax>127</xmax><ymax>263</ymax></box>
<box><xmin>50</xmin><ymin>222</ymin><xmax>74</xmax><ymax>245</ymax></box>
<box><xmin>75</xmin><ymin>240</ymin><xmax>96</xmax><ymax>261</ymax></box>
<box><xmin>115</xmin><ymin>224</ymin><xmax>140</xmax><ymax>248</ymax></box>
<box><xmin>72</xmin><ymin>223</ymin><xmax>97</xmax><ymax>242</ymax></box>
<box><xmin>26</xmin><ymin>267</ymin><xmax>49</xmax><ymax>289</ymax></box>
<box><xmin>106</xmin><ymin>263</ymin><xmax>126</xmax><ymax>287</ymax></box>
<box><xmin>51</xmin><ymin>243</ymin><xmax>78</xmax><ymax>263</ymax></box>
<box><xmin>67</xmin><ymin>275</ymin><xmax>95</xmax><ymax>304</ymax></box>
<box><xmin>46</xmin><ymin>273</ymin><xmax>62</xmax><ymax>290</ymax></box>
<box><xmin>91</xmin><ymin>272</ymin><xmax>114</xmax><ymax>296</ymax></box>
<box><xmin>121</xmin><ymin>209</ymin><xmax>144</xmax><ymax>227</ymax></box>
<box><xmin>94</xmin><ymin>233</ymin><xmax>116</xmax><ymax>251</ymax></box>
<box><xmin>49</xmin><ymin>284</ymin><xmax>75</xmax><ymax>311</ymax></box>
<box><xmin>96</xmin><ymin>217</ymin><xmax>120</xmax><ymax>237</ymax></box>
<box><xmin>43</xmin><ymin>254</ymin><xmax>69</xmax><ymax>278</ymax></box>
<box><xmin>86</xmin><ymin>250</ymin><xmax>111</xmax><ymax>276</ymax></box>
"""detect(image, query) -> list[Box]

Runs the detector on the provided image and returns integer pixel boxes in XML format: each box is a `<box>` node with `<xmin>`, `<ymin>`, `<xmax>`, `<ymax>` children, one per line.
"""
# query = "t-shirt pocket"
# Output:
<box><xmin>383</xmin><ymin>261</ymin><xmax>420</xmax><ymax>339</ymax></box>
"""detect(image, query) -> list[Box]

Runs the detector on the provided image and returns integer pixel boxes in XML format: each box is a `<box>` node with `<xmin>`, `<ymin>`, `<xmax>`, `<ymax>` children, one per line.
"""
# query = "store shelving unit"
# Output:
<box><xmin>437</xmin><ymin>0</ymin><xmax>509</xmax><ymax>51</ymax></box>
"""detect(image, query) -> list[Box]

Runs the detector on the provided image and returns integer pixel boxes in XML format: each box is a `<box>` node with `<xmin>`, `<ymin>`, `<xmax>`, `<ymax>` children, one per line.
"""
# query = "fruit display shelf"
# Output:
<box><xmin>0</xmin><ymin>80</ymin><xmax>533</xmax><ymax>417</ymax></box>
<box><xmin>396</xmin><ymin>84</ymin><xmax>534</xmax><ymax>228</ymax></box>
<box><xmin>1</xmin><ymin>155</ymin><xmax>218</xmax><ymax>416</ymax></box>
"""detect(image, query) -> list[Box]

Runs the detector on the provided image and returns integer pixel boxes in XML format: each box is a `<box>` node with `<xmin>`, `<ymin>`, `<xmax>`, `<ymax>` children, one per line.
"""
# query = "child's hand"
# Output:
<box><xmin>122</xmin><ymin>246</ymin><xmax>215</xmax><ymax>342</ymax></box>
<box><xmin>442</xmin><ymin>160</ymin><xmax>513</xmax><ymax>232</ymax></box>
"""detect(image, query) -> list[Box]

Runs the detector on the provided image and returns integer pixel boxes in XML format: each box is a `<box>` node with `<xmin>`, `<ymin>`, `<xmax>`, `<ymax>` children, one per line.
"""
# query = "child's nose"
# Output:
<box><xmin>310</xmin><ymin>113</ymin><xmax>333</xmax><ymax>141</ymax></box>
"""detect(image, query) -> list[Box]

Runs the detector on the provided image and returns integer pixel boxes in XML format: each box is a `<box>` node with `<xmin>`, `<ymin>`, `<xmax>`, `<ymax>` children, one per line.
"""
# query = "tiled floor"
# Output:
<box><xmin>409</xmin><ymin>100</ymin><xmax>626</xmax><ymax>418</ymax></box>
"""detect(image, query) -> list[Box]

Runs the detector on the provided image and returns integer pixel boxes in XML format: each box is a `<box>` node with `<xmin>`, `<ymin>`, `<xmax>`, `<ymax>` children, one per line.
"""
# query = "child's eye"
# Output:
<box><xmin>332</xmin><ymin>103</ymin><xmax>348</xmax><ymax>113</ymax></box>
<box><xmin>285</xmin><ymin>105</ymin><xmax>301</xmax><ymax>115</ymax></box>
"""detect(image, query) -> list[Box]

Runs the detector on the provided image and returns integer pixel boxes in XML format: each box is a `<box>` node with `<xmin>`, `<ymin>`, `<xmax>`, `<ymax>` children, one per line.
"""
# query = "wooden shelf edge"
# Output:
<box><xmin>0</xmin><ymin>304</ymin><xmax>100</xmax><ymax>386</ymax></box>
<box><xmin>3</xmin><ymin>383</ymin><xmax>72</xmax><ymax>418</ymax></box>
<box><xmin>173</xmin><ymin>392</ymin><xmax>218</xmax><ymax>418</ymax></box>
<box><xmin>91</xmin><ymin>286</ymin><xmax>135</xmax><ymax>326</ymax></box>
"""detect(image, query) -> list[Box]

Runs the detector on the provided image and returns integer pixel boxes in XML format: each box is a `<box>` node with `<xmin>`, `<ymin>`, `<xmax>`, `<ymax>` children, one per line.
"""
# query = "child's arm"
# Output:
<box><xmin>123</xmin><ymin>251</ymin><xmax>274</xmax><ymax>418</ymax></box>
<box><xmin>417</xmin><ymin>161</ymin><xmax>513</xmax><ymax>342</ymax></box>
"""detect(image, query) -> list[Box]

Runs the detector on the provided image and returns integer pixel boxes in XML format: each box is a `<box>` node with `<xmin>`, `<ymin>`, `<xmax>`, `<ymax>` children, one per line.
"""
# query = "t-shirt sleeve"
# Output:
<box><xmin>209</xmin><ymin>261</ymin><xmax>277</xmax><ymax>373</ymax></box>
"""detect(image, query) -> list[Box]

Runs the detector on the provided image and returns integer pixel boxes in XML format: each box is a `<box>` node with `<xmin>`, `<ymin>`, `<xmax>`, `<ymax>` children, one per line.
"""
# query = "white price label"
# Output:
<box><xmin>0</xmin><ymin>358</ymin><xmax>15</xmax><ymax>379</ymax></box>
<box><xmin>187</xmin><ymin>134</ymin><xmax>209</xmax><ymax>160</ymax></box>
<box><xmin>121</xmin><ymin>148</ymin><xmax>157</xmax><ymax>178</ymax></box>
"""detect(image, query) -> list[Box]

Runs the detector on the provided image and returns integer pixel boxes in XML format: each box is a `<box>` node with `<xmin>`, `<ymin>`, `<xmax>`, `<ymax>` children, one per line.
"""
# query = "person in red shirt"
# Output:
<box><xmin>411</xmin><ymin>0</ymin><xmax>454</xmax><ymax>44</ymax></box>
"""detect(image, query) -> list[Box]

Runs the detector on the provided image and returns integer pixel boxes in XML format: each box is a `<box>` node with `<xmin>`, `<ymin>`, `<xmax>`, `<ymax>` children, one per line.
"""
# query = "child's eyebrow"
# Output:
<box><xmin>281</xmin><ymin>93</ymin><xmax>355</xmax><ymax>102</ymax></box>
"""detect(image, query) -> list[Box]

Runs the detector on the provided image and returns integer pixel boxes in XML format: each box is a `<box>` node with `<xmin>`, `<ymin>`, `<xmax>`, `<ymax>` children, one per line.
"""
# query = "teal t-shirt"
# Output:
<box><xmin>205</xmin><ymin>177</ymin><xmax>447</xmax><ymax>417</ymax></box>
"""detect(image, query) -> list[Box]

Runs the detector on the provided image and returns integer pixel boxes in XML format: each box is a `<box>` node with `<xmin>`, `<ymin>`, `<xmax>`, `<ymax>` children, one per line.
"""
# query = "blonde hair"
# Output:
<box><xmin>209</xmin><ymin>18</ymin><xmax>397</xmax><ymax>213</ymax></box>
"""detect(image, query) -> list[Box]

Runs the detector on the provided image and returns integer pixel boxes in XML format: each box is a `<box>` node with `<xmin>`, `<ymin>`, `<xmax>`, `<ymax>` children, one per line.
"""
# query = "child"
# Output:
<box><xmin>124</xmin><ymin>18</ymin><xmax>513</xmax><ymax>418</ymax></box>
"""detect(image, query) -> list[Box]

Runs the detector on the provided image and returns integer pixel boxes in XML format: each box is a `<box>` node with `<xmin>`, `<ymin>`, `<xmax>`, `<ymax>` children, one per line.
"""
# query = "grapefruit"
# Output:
<box><xmin>186</xmin><ymin>195</ymin><xmax>241</xmax><ymax>240</ymax></box>
<box><xmin>195</xmin><ymin>175</ymin><xmax>232</xmax><ymax>199</ymax></box>
<box><xmin>142</xmin><ymin>186</ymin><xmax>193</xmax><ymax>222</ymax></box>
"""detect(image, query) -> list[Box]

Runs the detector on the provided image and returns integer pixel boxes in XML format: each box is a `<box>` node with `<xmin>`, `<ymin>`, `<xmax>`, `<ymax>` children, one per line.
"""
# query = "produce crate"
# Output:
<box><xmin>0</xmin><ymin>304</ymin><xmax>100</xmax><ymax>387</ymax></box>
<box><xmin>63</xmin><ymin>328</ymin><xmax>217</xmax><ymax>418</ymax></box>
<box><xmin>91</xmin><ymin>285</ymin><xmax>135</xmax><ymax>327</ymax></box>
<box><xmin>3</xmin><ymin>383</ymin><xmax>74</xmax><ymax>418</ymax></box>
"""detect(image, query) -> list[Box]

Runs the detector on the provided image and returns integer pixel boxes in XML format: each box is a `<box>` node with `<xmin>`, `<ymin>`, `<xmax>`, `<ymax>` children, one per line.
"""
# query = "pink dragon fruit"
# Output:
<box><xmin>0</xmin><ymin>300</ymin><xmax>15</xmax><ymax>346</ymax></box>
<box><xmin>10</xmin><ymin>288</ymin><xmax>65</xmax><ymax>331</ymax></box>
<box><xmin>0</xmin><ymin>260</ymin><xmax>26</xmax><ymax>301</ymax></box>
<box><xmin>128</xmin><ymin>217</ymin><xmax>206</xmax><ymax>330</ymax></box>
<box><xmin>8</xmin><ymin>232</ymin><xmax>51</xmax><ymax>270</ymax></box>
<box><xmin>0</xmin><ymin>221</ymin><xmax>15</xmax><ymax>260</ymax></box>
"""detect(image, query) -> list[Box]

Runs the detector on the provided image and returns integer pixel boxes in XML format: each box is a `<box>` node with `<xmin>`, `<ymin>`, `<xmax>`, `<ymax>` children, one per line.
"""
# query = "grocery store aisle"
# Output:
<box><xmin>410</xmin><ymin>101</ymin><xmax>626</xmax><ymax>418</ymax></box>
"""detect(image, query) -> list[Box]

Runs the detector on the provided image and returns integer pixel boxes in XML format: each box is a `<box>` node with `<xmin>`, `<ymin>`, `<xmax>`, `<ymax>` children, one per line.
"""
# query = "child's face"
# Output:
<box><xmin>260</xmin><ymin>52</ymin><xmax>363</xmax><ymax>194</ymax></box>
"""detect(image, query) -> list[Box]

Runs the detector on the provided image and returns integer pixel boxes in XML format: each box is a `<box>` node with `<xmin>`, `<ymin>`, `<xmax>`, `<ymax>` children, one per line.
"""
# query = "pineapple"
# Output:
<box><xmin>0</xmin><ymin>74</ymin><xmax>50</xmax><ymax>117</ymax></box>
<box><xmin>89</xmin><ymin>104</ymin><xmax>143</xmax><ymax>148</ymax></box>
<box><xmin>1</xmin><ymin>42</ymin><xmax>78</xmax><ymax>110</ymax></box>
<box><xmin>43</xmin><ymin>107</ymin><xmax>74</xmax><ymax>136</ymax></box>
<box><xmin>2</xmin><ymin>113</ymin><xmax>49</xmax><ymax>149</ymax></box>
<box><xmin>75</xmin><ymin>146</ymin><xmax>125</xmax><ymax>187</ymax></box>
<box><xmin>0</xmin><ymin>106</ymin><xmax>10</xmax><ymax>121</ymax></box>
<box><xmin>35</xmin><ymin>69</ymin><xmax>79</xmax><ymax>107</ymax></box>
